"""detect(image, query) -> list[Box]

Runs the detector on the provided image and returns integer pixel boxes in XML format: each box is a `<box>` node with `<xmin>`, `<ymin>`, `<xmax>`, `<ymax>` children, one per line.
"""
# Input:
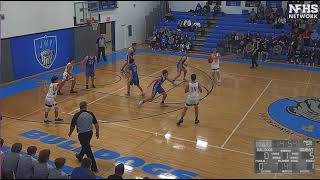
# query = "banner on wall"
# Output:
<box><xmin>10</xmin><ymin>29</ymin><xmax>75</xmax><ymax>80</ymax></box>
<box><xmin>226</xmin><ymin>1</ymin><xmax>241</xmax><ymax>6</ymax></box>
<box><xmin>245</xmin><ymin>1</ymin><xmax>260</xmax><ymax>7</ymax></box>
<box><xmin>266</xmin><ymin>1</ymin><xmax>282</xmax><ymax>8</ymax></box>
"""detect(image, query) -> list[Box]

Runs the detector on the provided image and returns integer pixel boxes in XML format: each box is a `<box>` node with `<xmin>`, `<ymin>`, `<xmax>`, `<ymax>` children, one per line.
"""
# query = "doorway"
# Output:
<box><xmin>99</xmin><ymin>21</ymin><xmax>115</xmax><ymax>53</ymax></box>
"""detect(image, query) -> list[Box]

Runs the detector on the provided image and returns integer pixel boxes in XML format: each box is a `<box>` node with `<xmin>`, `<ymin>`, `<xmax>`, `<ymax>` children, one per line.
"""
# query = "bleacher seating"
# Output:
<box><xmin>155</xmin><ymin>11</ymin><xmax>208</xmax><ymax>40</ymax></box>
<box><xmin>200</xmin><ymin>13</ymin><xmax>292</xmax><ymax>52</ymax></box>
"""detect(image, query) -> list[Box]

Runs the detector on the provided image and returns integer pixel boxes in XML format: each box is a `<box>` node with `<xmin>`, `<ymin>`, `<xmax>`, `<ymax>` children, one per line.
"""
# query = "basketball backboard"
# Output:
<box><xmin>74</xmin><ymin>1</ymin><xmax>99</xmax><ymax>26</ymax></box>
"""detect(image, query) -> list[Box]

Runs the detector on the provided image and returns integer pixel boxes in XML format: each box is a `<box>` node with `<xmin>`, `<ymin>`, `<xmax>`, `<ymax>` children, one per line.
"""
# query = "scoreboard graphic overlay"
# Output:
<box><xmin>255</xmin><ymin>140</ymin><xmax>315</xmax><ymax>174</ymax></box>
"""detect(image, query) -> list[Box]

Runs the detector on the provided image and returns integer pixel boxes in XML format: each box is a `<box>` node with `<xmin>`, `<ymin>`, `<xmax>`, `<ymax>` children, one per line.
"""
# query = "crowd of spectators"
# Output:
<box><xmin>150</xmin><ymin>28</ymin><xmax>193</xmax><ymax>52</ymax></box>
<box><xmin>150</xmin><ymin>1</ymin><xmax>222</xmax><ymax>52</ymax></box>
<box><xmin>0</xmin><ymin>138</ymin><xmax>149</xmax><ymax>179</ymax></box>
<box><xmin>218</xmin><ymin>3</ymin><xmax>320</xmax><ymax>66</ymax></box>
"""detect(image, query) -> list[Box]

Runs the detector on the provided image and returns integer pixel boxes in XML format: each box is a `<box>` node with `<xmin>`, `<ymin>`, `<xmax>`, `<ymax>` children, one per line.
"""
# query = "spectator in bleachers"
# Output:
<box><xmin>245</xmin><ymin>31</ymin><xmax>253</xmax><ymax>44</ymax></box>
<box><xmin>255</xmin><ymin>32</ymin><xmax>261</xmax><ymax>42</ymax></box>
<box><xmin>32</xmin><ymin>149</ymin><xmax>52</xmax><ymax>179</ymax></box>
<box><xmin>275</xmin><ymin>7</ymin><xmax>284</xmax><ymax>17</ymax></box>
<box><xmin>16</xmin><ymin>146</ymin><xmax>37</xmax><ymax>179</ymax></box>
<box><xmin>1</xmin><ymin>170</ymin><xmax>15</xmax><ymax>179</ymax></box>
<box><xmin>278</xmin><ymin>31</ymin><xmax>288</xmax><ymax>47</ymax></box>
<box><xmin>160</xmin><ymin>34</ymin><xmax>168</xmax><ymax>50</ymax></box>
<box><xmin>186</xmin><ymin>37</ymin><xmax>192</xmax><ymax>53</ymax></box>
<box><xmin>302</xmin><ymin>29</ymin><xmax>311</xmax><ymax>46</ymax></box>
<box><xmin>195</xmin><ymin>3</ymin><xmax>203</xmax><ymax>15</ymax></box>
<box><xmin>183</xmin><ymin>19</ymin><xmax>192</xmax><ymax>31</ymax></box>
<box><xmin>257</xmin><ymin>3</ymin><xmax>265</xmax><ymax>20</ymax></box>
<box><xmin>71</xmin><ymin>158</ymin><xmax>96</xmax><ymax>179</ymax></box>
<box><xmin>165</xmin><ymin>9</ymin><xmax>174</xmax><ymax>22</ymax></box>
<box><xmin>297</xmin><ymin>34</ymin><xmax>305</xmax><ymax>47</ymax></box>
<box><xmin>294</xmin><ymin>45</ymin><xmax>303</xmax><ymax>64</ymax></box>
<box><xmin>106</xmin><ymin>163</ymin><xmax>124</xmax><ymax>179</ymax></box>
<box><xmin>249</xmin><ymin>8</ymin><xmax>257</xmax><ymax>23</ymax></box>
<box><xmin>204</xmin><ymin>2</ymin><xmax>211</xmax><ymax>15</ymax></box>
<box><xmin>288</xmin><ymin>41</ymin><xmax>296</xmax><ymax>63</ymax></box>
<box><xmin>192</xmin><ymin>19</ymin><xmax>201</xmax><ymax>31</ymax></box>
<box><xmin>259</xmin><ymin>37</ymin><xmax>269</xmax><ymax>61</ymax></box>
<box><xmin>298</xmin><ymin>19</ymin><xmax>307</xmax><ymax>34</ymax></box>
<box><xmin>271</xmin><ymin>33</ymin><xmax>278</xmax><ymax>47</ymax></box>
<box><xmin>265</xmin><ymin>6</ymin><xmax>275</xmax><ymax>24</ymax></box>
<box><xmin>1</xmin><ymin>143</ymin><xmax>22</xmax><ymax>175</ymax></box>
<box><xmin>213</xmin><ymin>4</ymin><xmax>221</xmax><ymax>16</ymax></box>
<box><xmin>177</xmin><ymin>20</ymin><xmax>184</xmax><ymax>31</ymax></box>
<box><xmin>168</xmin><ymin>35</ymin><xmax>175</xmax><ymax>49</ymax></box>
<box><xmin>273</xmin><ymin>15</ymin><xmax>286</xmax><ymax>29</ymax></box>
<box><xmin>48</xmin><ymin>157</ymin><xmax>69</xmax><ymax>179</ymax></box>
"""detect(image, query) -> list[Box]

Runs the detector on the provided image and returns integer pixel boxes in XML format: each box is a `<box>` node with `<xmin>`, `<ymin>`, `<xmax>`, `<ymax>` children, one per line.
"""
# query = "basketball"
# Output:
<box><xmin>208</xmin><ymin>57</ymin><xmax>213</xmax><ymax>63</ymax></box>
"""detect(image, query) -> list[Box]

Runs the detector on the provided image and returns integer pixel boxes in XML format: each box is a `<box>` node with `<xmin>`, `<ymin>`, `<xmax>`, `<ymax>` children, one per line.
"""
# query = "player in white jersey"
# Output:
<box><xmin>211</xmin><ymin>49</ymin><xmax>221</xmax><ymax>86</ymax></box>
<box><xmin>44</xmin><ymin>76</ymin><xmax>63</xmax><ymax>123</ymax></box>
<box><xmin>58</xmin><ymin>57</ymin><xmax>77</xmax><ymax>95</ymax></box>
<box><xmin>177</xmin><ymin>74</ymin><xmax>203</xmax><ymax>126</ymax></box>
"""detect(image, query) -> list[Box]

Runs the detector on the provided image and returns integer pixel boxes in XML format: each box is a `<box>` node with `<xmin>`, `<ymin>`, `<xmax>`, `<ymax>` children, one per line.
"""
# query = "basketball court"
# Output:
<box><xmin>1</xmin><ymin>48</ymin><xmax>320</xmax><ymax>178</ymax></box>
<box><xmin>1</xmin><ymin>1</ymin><xmax>320</xmax><ymax>179</ymax></box>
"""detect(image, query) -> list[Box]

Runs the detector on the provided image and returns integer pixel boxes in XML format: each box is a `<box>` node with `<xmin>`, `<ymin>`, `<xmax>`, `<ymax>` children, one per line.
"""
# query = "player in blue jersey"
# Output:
<box><xmin>82</xmin><ymin>53</ymin><xmax>97</xmax><ymax>89</ymax></box>
<box><xmin>125</xmin><ymin>58</ymin><xmax>145</xmax><ymax>97</ymax></box>
<box><xmin>121</xmin><ymin>43</ymin><xmax>137</xmax><ymax>74</ymax></box>
<box><xmin>173</xmin><ymin>55</ymin><xmax>188</xmax><ymax>82</ymax></box>
<box><xmin>138</xmin><ymin>69</ymin><xmax>176</xmax><ymax>107</ymax></box>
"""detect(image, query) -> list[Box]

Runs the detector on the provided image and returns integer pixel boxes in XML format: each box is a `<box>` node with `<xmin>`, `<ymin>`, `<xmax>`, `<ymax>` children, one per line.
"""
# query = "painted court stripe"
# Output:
<box><xmin>110</xmin><ymin>122</ymin><xmax>253</xmax><ymax>157</ymax></box>
<box><xmin>221</xmin><ymin>80</ymin><xmax>273</xmax><ymax>148</ymax></box>
<box><xmin>67</xmin><ymin>66</ymin><xmax>168</xmax><ymax>115</ymax></box>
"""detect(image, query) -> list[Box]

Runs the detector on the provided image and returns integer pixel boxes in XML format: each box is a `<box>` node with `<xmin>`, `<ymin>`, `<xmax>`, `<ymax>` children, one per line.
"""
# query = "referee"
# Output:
<box><xmin>96</xmin><ymin>34</ymin><xmax>107</xmax><ymax>62</ymax></box>
<box><xmin>68</xmin><ymin>101</ymin><xmax>99</xmax><ymax>172</ymax></box>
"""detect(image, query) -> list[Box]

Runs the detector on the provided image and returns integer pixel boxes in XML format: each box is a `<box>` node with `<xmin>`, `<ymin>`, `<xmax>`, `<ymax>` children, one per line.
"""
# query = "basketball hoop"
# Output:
<box><xmin>86</xmin><ymin>19</ymin><xmax>98</xmax><ymax>31</ymax></box>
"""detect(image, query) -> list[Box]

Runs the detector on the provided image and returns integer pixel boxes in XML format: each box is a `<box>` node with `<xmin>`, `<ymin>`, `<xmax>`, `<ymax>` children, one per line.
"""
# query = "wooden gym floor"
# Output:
<box><xmin>1</xmin><ymin>51</ymin><xmax>320</xmax><ymax>179</ymax></box>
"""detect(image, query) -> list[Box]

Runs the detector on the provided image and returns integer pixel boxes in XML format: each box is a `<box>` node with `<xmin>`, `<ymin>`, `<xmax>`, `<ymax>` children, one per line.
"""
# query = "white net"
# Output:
<box><xmin>92</xmin><ymin>22</ymin><xmax>98</xmax><ymax>31</ymax></box>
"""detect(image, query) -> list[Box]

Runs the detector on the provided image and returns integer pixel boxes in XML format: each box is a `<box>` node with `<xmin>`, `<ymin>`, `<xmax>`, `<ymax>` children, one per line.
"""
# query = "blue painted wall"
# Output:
<box><xmin>10</xmin><ymin>29</ymin><xmax>75</xmax><ymax>80</ymax></box>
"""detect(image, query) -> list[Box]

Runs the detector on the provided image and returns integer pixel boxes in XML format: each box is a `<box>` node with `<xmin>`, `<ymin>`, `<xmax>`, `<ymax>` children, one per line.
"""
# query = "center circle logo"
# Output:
<box><xmin>268</xmin><ymin>97</ymin><xmax>320</xmax><ymax>139</ymax></box>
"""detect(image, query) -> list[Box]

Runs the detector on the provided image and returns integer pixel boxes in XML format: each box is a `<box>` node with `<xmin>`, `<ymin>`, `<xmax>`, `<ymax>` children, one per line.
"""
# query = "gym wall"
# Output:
<box><xmin>0</xmin><ymin>1</ymin><xmax>161</xmax><ymax>83</ymax></box>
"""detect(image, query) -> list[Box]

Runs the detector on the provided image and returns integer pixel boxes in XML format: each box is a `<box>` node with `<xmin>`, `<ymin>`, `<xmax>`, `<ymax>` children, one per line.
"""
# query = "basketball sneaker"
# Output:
<box><xmin>44</xmin><ymin>119</ymin><xmax>52</xmax><ymax>123</ymax></box>
<box><xmin>138</xmin><ymin>100</ymin><xmax>144</xmax><ymax>107</ymax></box>
<box><xmin>177</xmin><ymin>119</ymin><xmax>184</xmax><ymax>126</ymax></box>
<box><xmin>160</xmin><ymin>102</ymin><xmax>168</xmax><ymax>107</ymax></box>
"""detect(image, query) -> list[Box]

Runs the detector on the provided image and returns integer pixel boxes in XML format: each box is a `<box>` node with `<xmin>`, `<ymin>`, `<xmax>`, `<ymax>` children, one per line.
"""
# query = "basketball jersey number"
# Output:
<box><xmin>191</xmin><ymin>86</ymin><xmax>197</xmax><ymax>92</ymax></box>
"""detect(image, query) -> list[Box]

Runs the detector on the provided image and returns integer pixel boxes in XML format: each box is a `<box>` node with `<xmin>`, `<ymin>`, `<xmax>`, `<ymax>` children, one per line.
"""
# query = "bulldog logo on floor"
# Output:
<box><xmin>268</xmin><ymin>97</ymin><xmax>320</xmax><ymax>139</ymax></box>
<box><xmin>286</xmin><ymin>97</ymin><xmax>320</xmax><ymax>122</ymax></box>
<box><xmin>34</xmin><ymin>35</ymin><xmax>57</xmax><ymax>69</ymax></box>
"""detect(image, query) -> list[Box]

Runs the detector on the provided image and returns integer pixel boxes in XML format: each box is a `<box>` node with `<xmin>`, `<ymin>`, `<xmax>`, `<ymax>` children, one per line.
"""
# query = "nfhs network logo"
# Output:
<box><xmin>288</xmin><ymin>4</ymin><xmax>319</xmax><ymax>19</ymax></box>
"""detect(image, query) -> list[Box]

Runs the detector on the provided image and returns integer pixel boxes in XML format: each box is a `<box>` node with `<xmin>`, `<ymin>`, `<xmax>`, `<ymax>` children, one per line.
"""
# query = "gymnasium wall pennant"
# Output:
<box><xmin>34</xmin><ymin>35</ymin><xmax>58</xmax><ymax>69</ymax></box>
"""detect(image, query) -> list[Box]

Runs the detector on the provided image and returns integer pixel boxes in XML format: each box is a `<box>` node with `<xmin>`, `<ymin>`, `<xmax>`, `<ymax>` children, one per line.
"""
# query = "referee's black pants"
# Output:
<box><xmin>78</xmin><ymin>131</ymin><xmax>97</xmax><ymax>170</ymax></box>
<box><xmin>97</xmin><ymin>47</ymin><xmax>106</xmax><ymax>62</ymax></box>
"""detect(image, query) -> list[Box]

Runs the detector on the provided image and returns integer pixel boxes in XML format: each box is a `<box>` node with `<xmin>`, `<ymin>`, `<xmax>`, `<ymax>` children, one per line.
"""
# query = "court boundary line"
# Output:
<box><xmin>221</xmin><ymin>80</ymin><xmax>273</xmax><ymax>148</ymax></box>
<box><xmin>224</xmin><ymin>72</ymin><xmax>320</xmax><ymax>87</ymax></box>
<box><xmin>109</xmin><ymin>122</ymin><xmax>254</xmax><ymax>157</ymax></box>
<box><xmin>67</xmin><ymin>66</ymin><xmax>169</xmax><ymax>115</ymax></box>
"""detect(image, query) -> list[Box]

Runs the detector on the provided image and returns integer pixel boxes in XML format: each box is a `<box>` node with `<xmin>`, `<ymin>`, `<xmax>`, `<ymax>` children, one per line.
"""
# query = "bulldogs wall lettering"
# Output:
<box><xmin>34</xmin><ymin>35</ymin><xmax>57</xmax><ymax>69</ymax></box>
